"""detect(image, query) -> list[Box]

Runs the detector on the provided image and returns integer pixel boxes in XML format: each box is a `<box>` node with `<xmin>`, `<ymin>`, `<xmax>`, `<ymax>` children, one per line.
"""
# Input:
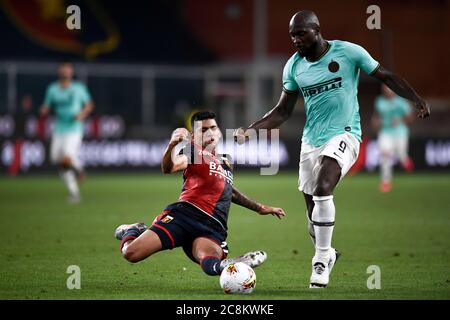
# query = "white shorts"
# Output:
<box><xmin>298</xmin><ymin>132</ymin><xmax>360</xmax><ymax>195</ymax></box>
<box><xmin>378</xmin><ymin>134</ymin><xmax>409</xmax><ymax>161</ymax></box>
<box><xmin>50</xmin><ymin>132</ymin><xmax>83</xmax><ymax>165</ymax></box>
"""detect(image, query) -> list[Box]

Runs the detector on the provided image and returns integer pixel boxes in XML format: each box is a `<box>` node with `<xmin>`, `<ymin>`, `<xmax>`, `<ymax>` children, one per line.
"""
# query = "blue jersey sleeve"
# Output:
<box><xmin>282</xmin><ymin>55</ymin><xmax>299</xmax><ymax>93</ymax></box>
<box><xmin>400</xmin><ymin>98</ymin><xmax>412</xmax><ymax>115</ymax></box>
<box><xmin>79</xmin><ymin>83</ymin><xmax>92</xmax><ymax>104</ymax></box>
<box><xmin>344</xmin><ymin>42</ymin><xmax>380</xmax><ymax>75</ymax></box>
<box><xmin>374</xmin><ymin>96</ymin><xmax>382</xmax><ymax>113</ymax></box>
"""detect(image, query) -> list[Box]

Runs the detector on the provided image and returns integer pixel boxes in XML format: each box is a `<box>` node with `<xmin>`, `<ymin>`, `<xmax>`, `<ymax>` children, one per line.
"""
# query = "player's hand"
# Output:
<box><xmin>258</xmin><ymin>205</ymin><xmax>286</xmax><ymax>219</ymax></box>
<box><xmin>415</xmin><ymin>99</ymin><xmax>430</xmax><ymax>119</ymax></box>
<box><xmin>233</xmin><ymin>127</ymin><xmax>252</xmax><ymax>145</ymax></box>
<box><xmin>75</xmin><ymin>113</ymin><xmax>85</xmax><ymax>121</ymax></box>
<box><xmin>391</xmin><ymin>118</ymin><xmax>400</xmax><ymax>126</ymax></box>
<box><xmin>170</xmin><ymin>128</ymin><xmax>190</xmax><ymax>145</ymax></box>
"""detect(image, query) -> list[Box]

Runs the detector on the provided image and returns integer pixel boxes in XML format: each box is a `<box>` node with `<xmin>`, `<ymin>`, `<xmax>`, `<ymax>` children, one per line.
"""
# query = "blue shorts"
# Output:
<box><xmin>149</xmin><ymin>202</ymin><xmax>229</xmax><ymax>263</ymax></box>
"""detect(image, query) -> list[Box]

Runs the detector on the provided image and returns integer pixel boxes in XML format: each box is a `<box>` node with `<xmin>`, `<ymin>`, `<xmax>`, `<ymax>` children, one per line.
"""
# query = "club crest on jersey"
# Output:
<box><xmin>328</xmin><ymin>60</ymin><xmax>340</xmax><ymax>73</ymax></box>
<box><xmin>161</xmin><ymin>215</ymin><xmax>173</xmax><ymax>223</ymax></box>
<box><xmin>301</xmin><ymin>77</ymin><xmax>342</xmax><ymax>97</ymax></box>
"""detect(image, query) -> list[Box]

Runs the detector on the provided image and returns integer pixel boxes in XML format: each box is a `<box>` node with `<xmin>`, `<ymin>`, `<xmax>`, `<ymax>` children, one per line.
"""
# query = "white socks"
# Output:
<box><xmin>380</xmin><ymin>155</ymin><xmax>393</xmax><ymax>183</ymax></box>
<box><xmin>60</xmin><ymin>169</ymin><xmax>79</xmax><ymax>198</ymax></box>
<box><xmin>312</xmin><ymin>195</ymin><xmax>335</xmax><ymax>263</ymax></box>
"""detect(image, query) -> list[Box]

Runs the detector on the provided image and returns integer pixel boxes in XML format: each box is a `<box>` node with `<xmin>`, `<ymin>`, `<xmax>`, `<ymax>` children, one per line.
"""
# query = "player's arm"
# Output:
<box><xmin>371</xmin><ymin>100</ymin><xmax>381</xmax><ymax>131</ymax></box>
<box><xmin>75</xmin><ymin>84</ymin><xmax>94</xmax><ymax>121</ymax></box>
<box><xmin>40</xmin><ymin>105</ymin><xmax>50</xmax><ymax>116</ymax></box>
<box><xmin>161</xmin><ymin>128</ymin><xmax>190</xmax><ymax>174</ymax></box>
<box><xmin>371</xmin><ymin>67</ymin><xmax>430</xmax><ymax>119</ymax></box>
<box><xmin>75</xmin><ymin>101</ymin><xmax>94</xmax><ymax>121</ymax></box>
<box><xmin>40</xmin><ymin>85</ymin><xmax>52</xmax><ymax>116</ymax></box>
<box><xmin>371</xmin><ymin>112</ymin><xmax>381</xmax><ymax>131</ymax></box>
<box><xmin>402</xmin><ymin>102</ymin><xmax>415</xmax><ymax>125</ymax></box>
<box><xmin>231</xmin><ymin>186</ymin><xmax>286</xmax><ymax>219</ymax></box>
<box><xmin>234</xmin><ymin>90</ymin><xmax>298</xmax><ymax>143</ymax></box>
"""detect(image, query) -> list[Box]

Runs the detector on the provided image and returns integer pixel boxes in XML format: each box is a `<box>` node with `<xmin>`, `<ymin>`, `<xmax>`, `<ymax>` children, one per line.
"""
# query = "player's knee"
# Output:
<box><xmin>195</xmin><ymin>250</ymin><xmax>222</xmax><ymax>262</ymax></box>
<box><xmin>314</xmin><ymin>180</ymin><xmax>334</xmax><ymax>196</ymax></box>
<box><xmin>61</xmin><ymin>156</ymin><xmax>72</xmax><ymax>169</ymax></box>
<box><xmin>122</xmin><ymin>247</ymin><xmax>142</xmax><ymax>263</ymax></box>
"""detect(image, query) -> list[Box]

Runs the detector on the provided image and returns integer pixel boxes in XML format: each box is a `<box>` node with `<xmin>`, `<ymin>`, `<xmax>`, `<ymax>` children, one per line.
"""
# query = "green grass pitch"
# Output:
<box><xmin>0</xmin><ymin>172</ymin><xmax>449</xmax><ymax>300</ymax></box>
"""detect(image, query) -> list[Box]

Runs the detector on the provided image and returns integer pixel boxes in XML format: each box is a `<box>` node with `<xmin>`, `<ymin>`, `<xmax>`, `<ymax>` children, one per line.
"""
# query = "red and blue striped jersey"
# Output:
<box><xmin>178</xmin><ymin>144</ymin><xmax>233</xmax><ymax>230</ymax></box>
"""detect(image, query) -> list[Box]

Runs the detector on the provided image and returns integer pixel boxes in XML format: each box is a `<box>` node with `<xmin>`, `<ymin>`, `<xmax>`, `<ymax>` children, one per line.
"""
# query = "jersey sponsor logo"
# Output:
<box><xmin>301</xmin><ymin>77</ymin><xmax>342</xmax><ymax>97</ymax></box>
<box><xmin>328</xmin><ymin>60</ymin><xmax>340</xmax><ymax>73</ymax></box>
<box><xmin>209</xmin><ymin>161</ymin><xmax>233</xmax><ymax>185</ymax></box>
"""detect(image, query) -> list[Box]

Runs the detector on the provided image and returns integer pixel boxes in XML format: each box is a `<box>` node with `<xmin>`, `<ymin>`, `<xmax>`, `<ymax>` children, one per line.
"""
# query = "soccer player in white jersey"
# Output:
<box><xmin>40</xmin><ymin>62</ymin><xmax>93</xmax><ymax>203</ymax></box>
<box><xmin>234</xmin><ymin>10</ymin><xmax>430</xmax><ymax>288</ymax></box>
<box><xmin>372</xmin><ymin>84</ymin><xmax>414</xmax><ymax>193</ymax></box>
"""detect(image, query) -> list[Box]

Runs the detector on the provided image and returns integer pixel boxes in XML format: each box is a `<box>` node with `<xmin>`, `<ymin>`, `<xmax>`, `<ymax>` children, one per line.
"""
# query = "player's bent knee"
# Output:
<box><xmin>314</xmin><ymin>181</ymin><xmax>334</xmax><ymax>196</ymax></box>
<box><xmin>61</xmin><ymin>156</ymin><xmax>73</xmax><ymax>169</ymax></box>
<box><xmin>192</xmin><ymin>238</ymin><xmax>223</xmax><ymax>262</ymax></box>
<box><xmin>122</xmin><ymin>251</ymin><xmax>141</xmax><ymax>263</ymax></box>
<box><xmin>122</xmin><ymin>246</ymin><xmax>145</xmax><ymax>263</ymax></box>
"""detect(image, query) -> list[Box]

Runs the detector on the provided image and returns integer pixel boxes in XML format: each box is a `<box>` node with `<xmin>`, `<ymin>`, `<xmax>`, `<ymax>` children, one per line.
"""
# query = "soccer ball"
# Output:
<box><xmin>219</xmin><ymin>262</ymin><xmax>256</xmax><ymax>294</ymax></box>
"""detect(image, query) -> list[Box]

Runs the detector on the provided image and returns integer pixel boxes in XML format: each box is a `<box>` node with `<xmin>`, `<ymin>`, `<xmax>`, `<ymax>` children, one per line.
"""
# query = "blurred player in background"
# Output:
<box><xmin>372</xmin><ymin>84</ymin><xmax>414</xmax><ymax>193</ymax></box>
<box><xmin>234</xmin><ymin>10</ymin><xmax>430</xmax><ymax>288</ymax></box>
<box><xmin>115</xmin><ymin>111</ymin><xmax>285</xmax><ymax>278</ymax></box>
<box><xmin>9</xmin><ymin>95</ymin><xmax>34</xmax><ymax>176</ymax></box>
<box><xmin>40</xmin><ymin>62</ymin><xmax>93</xmax><ymax>203</ymax></box>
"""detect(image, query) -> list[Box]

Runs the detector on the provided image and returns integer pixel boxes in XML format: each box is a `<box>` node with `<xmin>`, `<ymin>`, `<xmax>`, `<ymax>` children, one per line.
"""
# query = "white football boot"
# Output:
<box><xmin>309</xmin><ymin>259</ymin><xmax>330</xmax><ymax>288</ymax></box>
<box><xmin>310</xmin><ymin>248</ymin><xmax>341</xmax><ymax>288</ymax></box>
<box><xmin>220</xmin><ymin>250</ymin><xmax>267</xmax><ymax>270</ymax></box>
<box><xmin>328</xmin><ymin>248</ymin><xmax>341</xmax><ymax>274</ymax></box>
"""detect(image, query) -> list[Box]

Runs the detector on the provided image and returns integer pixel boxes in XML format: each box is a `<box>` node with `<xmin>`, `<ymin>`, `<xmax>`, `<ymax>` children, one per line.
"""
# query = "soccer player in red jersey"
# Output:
<box><xmin>114</xmin><ymin>111</ymin><xmax>285</xmax><ymax>276</ymax></box>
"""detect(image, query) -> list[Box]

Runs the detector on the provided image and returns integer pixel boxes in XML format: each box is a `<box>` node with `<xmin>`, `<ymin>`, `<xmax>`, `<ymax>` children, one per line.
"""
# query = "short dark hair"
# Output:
<box><xmin>59</xmin><ymin>60</ymin><xmax>73</xmax><ymax>67</ymax></box>
<box><xmin>190</xmin><ymin>110</ymin><xmax>216</xmax><ymax>129</ymax></box>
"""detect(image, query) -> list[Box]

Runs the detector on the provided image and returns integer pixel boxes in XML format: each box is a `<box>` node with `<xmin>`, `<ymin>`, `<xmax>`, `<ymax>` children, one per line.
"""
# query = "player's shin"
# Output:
<box><xmin>200</xmin><ymin>256</ymin><xmax>222</xmax><ymax>276</ymax></box>
<box><xmin>59</xmin><ymin>169</ymin><xmax>80</xmax><ymax>200</ymax></box>
<box><xmin>380</xmin><ymin>156</ymin><xmax>393</xmax><ymax>183</ymax></box>
<box><xmin>312</xmin><ymin>195</ymin><xmax>335</xmax><ymax>262</ymax></box>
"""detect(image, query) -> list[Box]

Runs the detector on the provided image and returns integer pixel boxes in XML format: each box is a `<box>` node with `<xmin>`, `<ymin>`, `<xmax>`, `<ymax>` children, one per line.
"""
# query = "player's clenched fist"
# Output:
<box><xmin>170</xmin><ymin>128</ymin><xmax>190</xmax><ymax>145</ymax></box>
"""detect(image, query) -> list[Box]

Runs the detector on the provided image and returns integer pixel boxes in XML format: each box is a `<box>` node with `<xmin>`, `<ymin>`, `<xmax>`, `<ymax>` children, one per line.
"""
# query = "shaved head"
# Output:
<box><xmin>289</xmin><ymin>10</ymin><xmax>320</xmax><ymax>30</ymax></box>
<box><xmin>288</xmin><ymin>10</ymin><xmax>326</xmax><ymax>58</ymax></box>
